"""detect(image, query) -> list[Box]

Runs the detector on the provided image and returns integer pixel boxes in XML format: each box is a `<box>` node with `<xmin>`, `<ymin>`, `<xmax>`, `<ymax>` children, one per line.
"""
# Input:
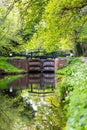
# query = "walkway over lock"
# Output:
<box><xmin>9</xmin><ymin>50</ymin><xmax>70</xmax><ymax>59</ymax></box>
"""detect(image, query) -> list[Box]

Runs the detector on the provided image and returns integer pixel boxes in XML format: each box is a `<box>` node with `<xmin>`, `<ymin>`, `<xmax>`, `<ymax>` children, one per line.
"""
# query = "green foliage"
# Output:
<box><xmin>57</xmin><ymin>58</ymin><xmax>87</xmax><ymax>129</ymax></box>
<box><xmin>57</xmin><ymin>58</ymin><xmax>83</xmax><ymax>76</ymax></box>
<box><xmin>18</xmin><ymin>0</ymin><xmax>48</xmax><ymax>40</ymax></box>
<box><xmin>0</xmin><ymin>57</ymin><xmax>24</xmax><ymax>72</ymax></box>
<box><xmin>35</xmin><ymin>95</ymin><xmax>66</xmax><ymax>130</ymax></box>
<box><xmin>0</xmin><ymin>0</ymin><xmax>87</xmax><ymax>55</ymax></box>
<box><xmin>27</xmin><ymin>0</ymin><xmax>87</xmax><ymax>55</ymax></box>
<box><xmin>0</xmin><ymin>0</ymin><xmax>23</xmax><ymax>54</ymax></box>
<box><xmin>0</xmin><ymin>92</ymin><xmax>35</xmax><ymax>130</ymax></box>
<box><xmin>0</xmin><ymin>75</ymin><xmax>21</xmax><ymax>89</ymax></box>
<box><xmin>79</xmin><ymin>22</ymin><xmax>87</xmax><ymax>42</ymax></box>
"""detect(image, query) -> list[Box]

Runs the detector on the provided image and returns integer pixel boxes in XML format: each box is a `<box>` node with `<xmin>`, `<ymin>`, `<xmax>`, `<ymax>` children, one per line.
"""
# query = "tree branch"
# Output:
<box><xmin>61</xmin><ymin>2</ymin><xmax>87</xmax><ymax>11</ymax></box>
<box><xmin>0</xmin><ymin>0</ymin><xmax>18</xmax><ymax>26</ymax></box>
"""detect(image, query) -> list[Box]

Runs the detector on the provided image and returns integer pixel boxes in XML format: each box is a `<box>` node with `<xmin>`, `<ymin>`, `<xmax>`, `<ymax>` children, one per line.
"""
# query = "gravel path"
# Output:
<box><xmin>80</xmin><ymin>57</ymin><xmax>87</xmax><ymax>64</ymax></box>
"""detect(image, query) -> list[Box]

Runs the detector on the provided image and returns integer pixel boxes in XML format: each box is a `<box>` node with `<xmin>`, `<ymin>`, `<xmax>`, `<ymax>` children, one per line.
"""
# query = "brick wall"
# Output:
<box><xmin>8</xmin><ymin>59</ymin><xmax>29</xmax><ymax>72</ymax></box>
<box><xmin>55</xmin><ymin>58</ymin><xmax>67</xmax><ymax>70</ymax></box>
<box><xmin>8</xmin><ymin>58</ymin><xmax>67</xmax><ymax>72</ymax></box>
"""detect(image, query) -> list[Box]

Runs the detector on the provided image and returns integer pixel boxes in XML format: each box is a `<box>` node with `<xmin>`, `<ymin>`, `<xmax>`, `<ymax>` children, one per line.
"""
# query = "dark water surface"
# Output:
<box><xmin>0</xmin><ymin>73</ymin><xmax>66</xmax><ymax>130</ymax></box>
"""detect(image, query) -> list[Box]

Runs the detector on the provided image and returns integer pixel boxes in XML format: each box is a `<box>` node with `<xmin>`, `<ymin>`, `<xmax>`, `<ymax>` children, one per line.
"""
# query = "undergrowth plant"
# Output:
<box><xmin>57</xmin><ymin>58</ymin><xmax>87</xmax><ymax>130</ymax></box>
<box><xmin>0</xmin><ymin>57</ymin><xmax>24</xmax><ymax>73</ymax></box>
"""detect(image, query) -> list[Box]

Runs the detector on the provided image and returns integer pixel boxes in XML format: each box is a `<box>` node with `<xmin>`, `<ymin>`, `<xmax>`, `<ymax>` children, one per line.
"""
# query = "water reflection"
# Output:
<box><xmin>0</xmin><ymin>73</ymin><xmax>56</xmax><ymax>97</ymax></box>
<box><xmin>0</xmin><ymin>74</ymin><xmax>5</xmax><ymax>79</ymax></box>
<box><xmin>28</xmin><ymin>73</ymin><xmax>55</xmax><ymax>94</ymax></box>
<box><xmin>0</xmin><ymin>73</ymin><xmax>66</xmax><ymax>130</ymax></box>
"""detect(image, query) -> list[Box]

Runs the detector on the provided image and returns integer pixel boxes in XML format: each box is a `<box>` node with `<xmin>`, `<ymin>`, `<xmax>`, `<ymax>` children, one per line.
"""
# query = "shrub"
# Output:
<box><xmin>57</xmin><ymin>58</ymin><xmax>87</xmax><ymax>129</ymax></box>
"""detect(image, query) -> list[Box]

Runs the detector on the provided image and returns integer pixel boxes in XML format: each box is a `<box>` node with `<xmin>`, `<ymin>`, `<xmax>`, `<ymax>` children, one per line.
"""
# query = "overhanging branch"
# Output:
<box><xmin>61</xmin><ymin>2</ymin><xmax>87</xmax><ymax>11</ymax></box>
<box><xmin>0</xmin><ymin>0</ymin><xmax>18</xmax><ymax>26</ymax></box>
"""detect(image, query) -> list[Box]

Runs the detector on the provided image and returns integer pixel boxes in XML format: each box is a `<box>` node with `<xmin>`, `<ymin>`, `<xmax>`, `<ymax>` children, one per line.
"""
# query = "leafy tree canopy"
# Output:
<box><xmin>0</xmin><ymin>0</ymin><xmax>87</xmax><ymax>55</ymax></box>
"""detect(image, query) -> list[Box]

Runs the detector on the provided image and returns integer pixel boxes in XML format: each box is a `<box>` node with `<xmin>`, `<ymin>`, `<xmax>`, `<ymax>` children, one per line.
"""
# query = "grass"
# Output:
<box><xmin>9</xmin><ymin>56</ymin><xmax>26</xmax><ymax>59</ymax></box>
<box><xmin>56</xmin><ymin>58</ymin><xmax>87</xmax><ymax>130</ymax></box>
<box><xmin>0</xmin><ymin>57</ymin><xmax>24</xmax><ymax>73</ymax></box>
<box><xmin>0</xmin><ymin>75</ymin><xmax>22</xmax><ymax>89</ymax></box>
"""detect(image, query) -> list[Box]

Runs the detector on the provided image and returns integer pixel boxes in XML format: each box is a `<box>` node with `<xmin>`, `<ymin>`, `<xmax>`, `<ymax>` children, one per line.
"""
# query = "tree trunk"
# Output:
<box><xmin>74</xmin><ymin>42</ymin><xmax>83</xmax><ymax>56</ymax></box>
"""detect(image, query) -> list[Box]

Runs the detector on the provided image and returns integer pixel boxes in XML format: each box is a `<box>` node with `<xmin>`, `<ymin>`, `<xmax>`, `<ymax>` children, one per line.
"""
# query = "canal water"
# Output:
<box><xmin>0</xmin><ymin>73</ymin><xmax>66</xmax><ymax>130</ymax></box>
